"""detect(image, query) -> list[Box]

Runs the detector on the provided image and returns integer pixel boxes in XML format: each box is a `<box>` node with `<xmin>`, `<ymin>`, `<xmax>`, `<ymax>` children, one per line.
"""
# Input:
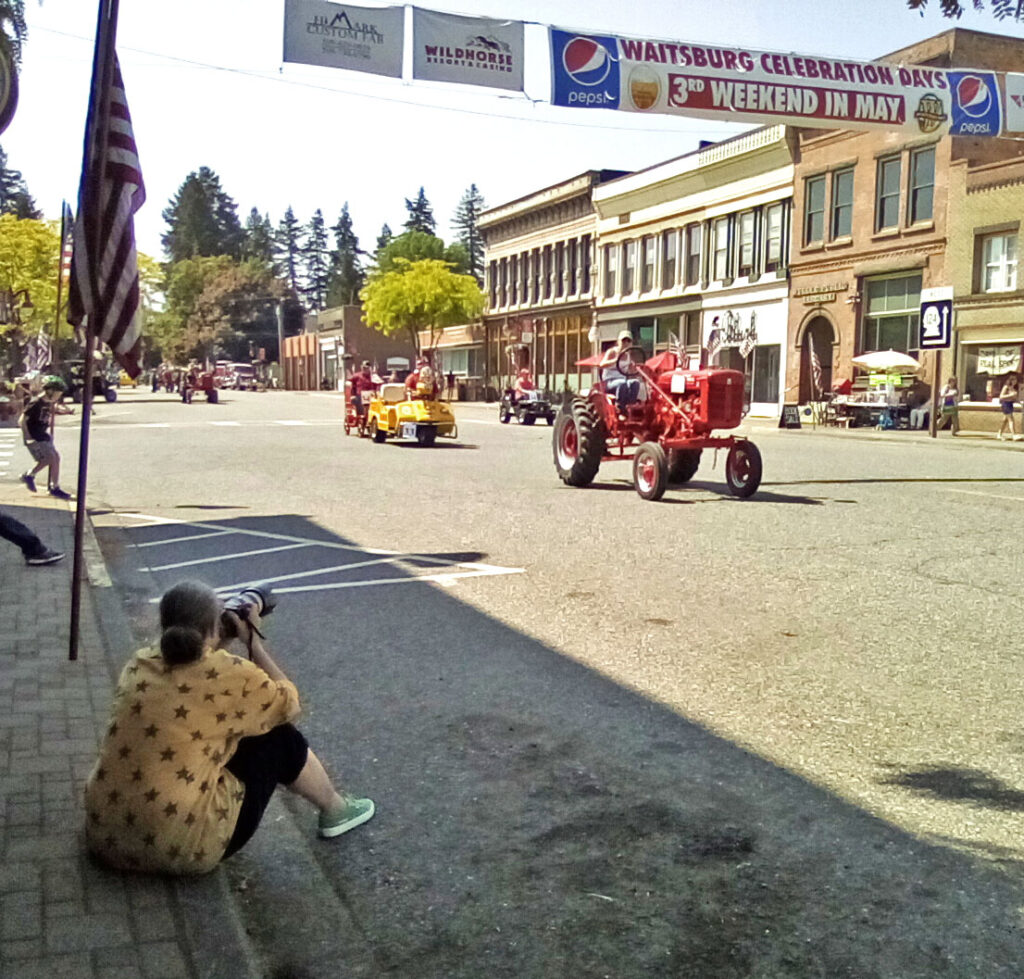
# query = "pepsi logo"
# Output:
<box><xmin>956</xmin><ymin>75</ymin><xmax>992</xmax><ymax>118</ymax></box>
<box><xmin>562</xmin><ymin>36</ymin><xmax>612</xmax><ymax>86</ymax></box>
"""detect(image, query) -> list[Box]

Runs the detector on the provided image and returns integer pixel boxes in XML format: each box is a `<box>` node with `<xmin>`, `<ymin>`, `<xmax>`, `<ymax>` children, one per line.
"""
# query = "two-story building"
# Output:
<box><xmin>478</xmin><ymin>170</ymin><xmax>627</xmax><ymax>397</ymax></box>
<box><xmin>787</xmin><ymin>28</ymin><xmax>1024</xmax><ymax>406</ymax></box>
<box><xmin>592</xmin><ymin>126</ymin><xmax>794</xmax><ymax>418</ymax></box>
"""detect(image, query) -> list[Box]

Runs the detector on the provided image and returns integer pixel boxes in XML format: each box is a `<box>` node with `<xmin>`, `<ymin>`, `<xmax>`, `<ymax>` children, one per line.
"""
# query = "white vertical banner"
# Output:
<box><xmin>412</xmin><ymin>8</ymin><xmax>524</xmax><ymax>92</ymax></box>
<box><xmin>283</xmin><ymin>0</ymin><xmax>404</xmax><ymax>78</ymax></box>
<box><xmin>1005</xmin><ymin>73</ymin><xmax>1024</xmax><ymax>133</ymax></box>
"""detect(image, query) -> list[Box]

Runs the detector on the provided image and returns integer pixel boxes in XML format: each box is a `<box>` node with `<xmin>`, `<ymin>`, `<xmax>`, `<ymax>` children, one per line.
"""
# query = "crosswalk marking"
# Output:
<box><xmin>141</xmin><ymin>542</ymin><xmax>314</xmax><ymax>572</ymax></box>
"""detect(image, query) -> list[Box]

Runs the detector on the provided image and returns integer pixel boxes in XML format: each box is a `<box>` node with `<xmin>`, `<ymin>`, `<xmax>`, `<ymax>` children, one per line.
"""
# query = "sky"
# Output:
<box><xmin>8</xmin><ymin>0</ymin><xmax>1024</xmax><ymax>262</ymax></box>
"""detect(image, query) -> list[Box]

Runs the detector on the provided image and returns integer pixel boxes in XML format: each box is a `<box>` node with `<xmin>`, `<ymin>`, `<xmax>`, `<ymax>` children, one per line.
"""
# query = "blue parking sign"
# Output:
<box><xmin>919</xmin><ymin>289</ymin><xmax>953</xmax><ymax>349</ymax></box>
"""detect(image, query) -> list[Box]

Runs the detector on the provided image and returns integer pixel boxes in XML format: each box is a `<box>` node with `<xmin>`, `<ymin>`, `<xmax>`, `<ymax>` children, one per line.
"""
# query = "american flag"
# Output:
<box><xmin>26</xmin><ymin>330</ymin><xmax>52</xmax><ymax>371</ymax></box>
<box><xmin>59</xmin><ymin>201</ymin><xmax>74</xmax><ymax>285</ymax></box>
<box><xmin>809</xmin><ymin>339</ymin><xmax>822</xmax><ymax>395</ymax></box>
<box><xmin>67</xmin><ymin>56</ymin><xmax>145</xmax><ymax>377</ymax></box>
<box><xmin>705</xmin><ymin>325</ymin><xmax>722</xmax><ymax>365</ymax></box>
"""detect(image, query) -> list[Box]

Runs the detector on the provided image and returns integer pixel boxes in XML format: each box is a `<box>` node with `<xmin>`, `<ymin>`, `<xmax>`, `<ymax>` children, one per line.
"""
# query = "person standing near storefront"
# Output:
<box><xmin>997</xmin><ymin>373</ymin><xmax>1021</xmax><ymax>441</ymax></box>
<box><xmin>939</xmin><ymin>377</ymin><xmax>960</xmax><ymax>435</ymax></box>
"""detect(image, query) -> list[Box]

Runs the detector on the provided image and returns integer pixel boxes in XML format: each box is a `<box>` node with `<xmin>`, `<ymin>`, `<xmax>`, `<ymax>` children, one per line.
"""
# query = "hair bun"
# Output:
<box><xmin>160</xmin><ymin>625</ymin><xmax>204</xmax><ymax>666</ymax></box>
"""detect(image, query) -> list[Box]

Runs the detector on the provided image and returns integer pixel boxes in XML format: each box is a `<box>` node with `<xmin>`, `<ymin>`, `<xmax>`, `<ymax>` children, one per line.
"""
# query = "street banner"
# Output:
<box><xmin>412</xmin><ymin>8</ymin><xmax>524</xmax><ymax>92</ymax></box>
<box><xmin>1004</xmin><ymin>73</ymin><xmax>1024</xmax><ymax>132</ymax></box>
<box><xmin>283</xmin><ymin>0</ymin><xmax>404</xmax><ymax>78</ymax></box>
<box><xmin>550</xmin><ymin>28</ymin><xmax>1006</xmax><ymax>137</ymax></box>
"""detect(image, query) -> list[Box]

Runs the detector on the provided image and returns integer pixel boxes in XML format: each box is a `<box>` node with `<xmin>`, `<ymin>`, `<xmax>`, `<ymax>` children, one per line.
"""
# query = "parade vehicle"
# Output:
<box><xmin>498</xmin><ymin>387</ymin><xmax>556</xmax><ymax>426</ymax></box>
<box><xmin>553</xmin><ymin>346</ymin><xmax>762</xmax><ymax>502</ymax></box>
<box><xmin>181</xmin><ymin>369</ymin><xmax>219</xmax><ymax>404</ymax></box>
<box><xmin>343</xmin><ymin>387</ymin><xmax>373</xmax><ymax>438</ymax></box>
<box><xmin>62</xmin><ymin>359</ymin><xmax>118</xmax><ymax>403</ymax></box>
<box><xmin>366</xmin><ymin>380</ymin><xmax>457</xmax><ymax>447</ymax></box>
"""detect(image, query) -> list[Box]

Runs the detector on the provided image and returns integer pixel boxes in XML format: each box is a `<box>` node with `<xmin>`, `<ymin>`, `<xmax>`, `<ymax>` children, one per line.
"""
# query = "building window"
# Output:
<box><xmin>982</xmin><ymin>233</ymin><xmax>1018</xmax><ymax>292</ymax></box>
<box><xmin>683</xmin><ymin>310</ymin><xmax>701</xmax><ymax>350</ymax></box>
<box><xmin>661</xmin><ymin>230</ymin><xmax>677</xmax><ymax>288</ymax></box>
<box><xmin>543</xmin><ymin>246</ymin><xmax>552</xmax><ymax>299</ymax></box>
<box><xmin>876</xmin><ymin>156</ymin><xmax>901</xmax><ymax>231</ymax></box>
<box><xmin>488</xmin><ymin>261</ymin><xmax>497</xmax><ymax>308</ymax></box>
<box><xmin>684</xmin><ymin>224</ymin><xmax>701</xmax><ymax>286</ymax></box>
<box><xmin>908</xmin><ymin>147</ymin><xmax>934</xmax><ymax>224</ymax></box>
<box><xmin>519</xmin><ymin>251</ymin><xmax>529</xmax><ymax>305</ymax></box>
<box><xmin>604</xmin><ymin>244</ymin><xmax>618</xmax><ymax>298</ymax></box>
<box><xmin>764</xmin><ymin>203</ymin><xmax>785</xmax><ymax>272</ymax></box>
<box><xmin>962</xmin><ymin>343</ymin><xmax>1022</xmax><ymax>402</ymax></box>
<box><xmin>641</xmin><ymin>236</ymin><xmax>655</xmax><ymax>293</ymax></box>
<box><xmin>555</xmin><ymin>242</ymin><xmax>565</xmax><ymax>298</ymax></box>
<box><xmin>510</xmin><ymin>255</ymin><xmax>519</xmax><ymax>305</ymax></box>
<box><xmin>622</xmin><ymin>240</ymin><xmax>637</xmax><ymax>294</ymax></box>
<box><xmin>804</xmin><ymin>176</ymin><xmax>825</xmax><ymax>244</ymax></box>
<box><xmin>581</xmin><ymin>235</ymin><xmax>592</xmax><ymax>294</ymax></box>
<box><xmin>568</xmin><ymin>239</ymin><xmax>578</xmax><ymax>295</ymax></box>
<box><xmin>712</xmin><ymin>218</ymin><xmax>730</xmax><ymax>281</ymax></box>
<box><xmin>500</xmin><ymin>258</ymin><xmax>508</xmax><ymax>307</ymax></box>
<box><xmin>860</xmin><ymin>274</ymin><xmax>922</xmax><ymax>356</ymax></box>
<box><xmin>831</xmin><ymin>168</ymin><xmax>853</xmax><ymax>239</ymax></box>
<box><xmin>531</xmin><ymin>249</ymin><xmax>541</xmax><ymax>303</ymax></box>
<box><xmin>737</xmin><ymin>211</ymin><xmax>755</xmax><ymax>277</ymax></box>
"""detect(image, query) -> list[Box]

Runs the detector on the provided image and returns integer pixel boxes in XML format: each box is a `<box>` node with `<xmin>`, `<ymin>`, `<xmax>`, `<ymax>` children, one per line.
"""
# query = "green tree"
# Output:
<box><xmin>302</xmin><ymin>208</ymin><xmax>330</xmax><ymax>311</ymax></box>
<box><xmin>376</xmin><ymin>223</ymin><xmax>393</xmax><ymax>253</ymax></box>
<box><xmin>161</xmin><ymin>167</ymin><xmax>243</xmax><ymax>262</ymax></box>
<box><xmin>0</xmin><ymin>1</ymin><xmax>27</xmax><ymax>66</ymax></box>
<box><xmin>275</xmin><ymin>206</ymin><xmax>303</xmax><ymax>298</ymax></box>
<box><xmin>906</xmin><ymin>0</ymin><xmax>1024</xmax><ymax>19</ymax></box>
<box><xmin>0</xmin><ymin>146</ymin><xmax>38</xmax><ymax>219</ymax></box>
<box><xmin>327</xmin><ymin>203</ymin><xmax>363</xmax><ymax>307</ymax></box>
<box><xmin>241</xmin><ymin>208</ymin><xmax>276</xmax><ymax>267</ymax></box>
<box><xmin>403</xmin><ymin>187</ymin><xmax>436</xmax><ymax>235</ymax></box>
<box><xmin>360</xmin><ymin>258</ymin><xmax>484</xmax><ymax>354</ymax></box>
<box><xmin>0</xmin><ymin>214</ymin><xmax>57</xmax><ymax>374</ymax></box>
<box><xmin>374</xmin><ymin>230</ymin><xmax>470</xmax><ymax>277</ymax></box>
<box><xmin>451</xmin><ymin>184</ymin><xmax>486</xmax><ymax>285</ymax></box>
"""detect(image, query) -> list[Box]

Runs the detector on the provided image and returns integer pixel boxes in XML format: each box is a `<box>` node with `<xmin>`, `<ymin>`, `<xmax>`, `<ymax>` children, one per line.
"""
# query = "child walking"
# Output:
<box><xmin>20</xmin><ymin>375</ymin><xmax>73</xmax><ymax>499</ymax></box>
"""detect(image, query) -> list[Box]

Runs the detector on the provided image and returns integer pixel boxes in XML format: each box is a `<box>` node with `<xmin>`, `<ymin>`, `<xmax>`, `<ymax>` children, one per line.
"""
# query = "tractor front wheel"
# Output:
<box><xmin>553</xmin><ymin>398</ymin><xmax>605</xmax><ymax>487</ymax></box>
<box><xmin>725</xmin><ymin>441</ymin><xmax>762</xmax><ymax>498</ymax></box>
<box><xmin>633</xmin><ymin>442</ymin><xmax>668</xmax><ymax>501</ymax></box>
<box><xmin>667</xmin><ymin>448</ymin><xmax>701</xmax><ymax>483</ymax></box>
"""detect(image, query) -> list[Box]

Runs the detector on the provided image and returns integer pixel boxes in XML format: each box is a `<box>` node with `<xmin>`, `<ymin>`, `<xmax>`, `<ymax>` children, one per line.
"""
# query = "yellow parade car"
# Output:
<box><xmin>366</xmin><ymin>381</ymin><xmax>457</xmax><ymax>447</ymax></box>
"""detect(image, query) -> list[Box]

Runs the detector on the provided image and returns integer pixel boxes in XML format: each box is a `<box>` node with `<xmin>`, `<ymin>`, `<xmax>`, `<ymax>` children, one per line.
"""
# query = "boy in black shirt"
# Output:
<box><xmin>20</xmin><ymin>376</ymin><xmax>72</xmax><ymax>499</ymax></box>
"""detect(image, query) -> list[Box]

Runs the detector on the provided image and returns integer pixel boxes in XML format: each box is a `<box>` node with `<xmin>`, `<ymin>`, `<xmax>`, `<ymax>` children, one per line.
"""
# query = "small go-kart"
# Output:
<box><xmin>366</xmin><ymin>382</ymin><xmax>457</xmax><ymax>447</ymax></box>
<box><xmin>553</xmin><ymin>347</ymin><xmax>761</xmax><ymax>502</ymax></box>
<box><xmin>344</xmin><ymin>389</ymin><xmax>374</xmax><ymax>438</ymax></box>
<box><xmin>499</xmin><ymin>388</ymin><xmax>556</xmax><ymax>426</ymax></box>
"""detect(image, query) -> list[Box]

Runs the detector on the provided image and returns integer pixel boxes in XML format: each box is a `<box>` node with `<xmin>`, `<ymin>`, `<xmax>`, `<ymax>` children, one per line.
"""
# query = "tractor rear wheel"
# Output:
<box><xmin>369</xmin><ymin>419</ymin><xmax>387</xmax><ymax>443</ymax></box>
<box><xmin>725</xmin><ymin>441</ymin><xmax>762</xmax><ymax>498</ymax></box>
<box><xmin>667</xmin><ymin>448</ymin><xmax>701</xmax><ymax>483</ymax></box>
<box><xmin>633</xmin><ymin>442</ymin><xmax>669</xmax><ymax>501</ymax></box>
<box><xmin>553</xmin><ymin>398</ymin><xmax>605</xmax><ymax>487</ymax></box>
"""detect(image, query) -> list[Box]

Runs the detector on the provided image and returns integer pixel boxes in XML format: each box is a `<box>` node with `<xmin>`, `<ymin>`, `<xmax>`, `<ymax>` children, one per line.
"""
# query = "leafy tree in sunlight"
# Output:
<box><xmin>360</xmin><ymin>257</ymin><xmax>483</xmax><ymax>354</ymax></box>
<box><xmin>907</xmin><ymin>0</ymin><xmax>1024</xmax><ymax>19</ymax></box>
<box><xmin>0</xmin><ymin>146</ymin><xmax>38</xmax><ymax>218</ymax></box>
<box><xmin>0</xmin><ymin>214</ymin><xmax>57</xmax><ymax>337</ymax></box>
<box><xmin>373</xmin><ymin>230</ymin><xmax>469</xmax><ymax>277</ymax></box>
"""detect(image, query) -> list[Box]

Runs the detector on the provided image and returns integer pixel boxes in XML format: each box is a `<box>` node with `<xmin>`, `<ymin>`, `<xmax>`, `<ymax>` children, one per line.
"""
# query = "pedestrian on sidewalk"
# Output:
<box><xmin>84</xmin><ymin>580</ymin><xmax>374</xmax><ymax>875</ymax></box>
<box><xmin>939</xmin><ymin>377</ymin><xmax>960</xmax><ymax>435</ymax></box>
<box><xmin>997</xmin><ymin>372</ymin><xmax>1021</xmax><ymax>441</ymax></box>
<box><xmin>19</xmin><ymin>375</ymin><xmax>74</xmax><ymax>498</ymax></box>
<box><xmin>0</xmin><ymin>509</ymin><xmax>64</xmax><ymax>565</ymax></box>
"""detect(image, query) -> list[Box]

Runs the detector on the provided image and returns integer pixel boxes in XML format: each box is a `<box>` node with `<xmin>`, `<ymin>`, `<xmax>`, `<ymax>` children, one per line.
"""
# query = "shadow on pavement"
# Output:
<box><xmin>880</xmin><ymin>763</ymin><xmax>1024</xmax><ymax>812</ymax></box>
<box><xmin>96</xmin><ymin>513</ymin><xmax>1024</xmax><ymax>979</ymax></box>
<box><xmin>767</xmin><ymin>476</ymin><xmax>1024</xmax><ymax>486</ymax></box>
<box><xmin>589</xmin><ymin>479</ymin><xmax>829</xmax><ymax>506</ymax></box>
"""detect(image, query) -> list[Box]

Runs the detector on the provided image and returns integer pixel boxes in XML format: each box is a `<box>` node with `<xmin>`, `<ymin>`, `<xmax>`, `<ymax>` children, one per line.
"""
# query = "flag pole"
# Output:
<box><xmin>52</xmin><ymin>200</ymin><xmax>68</xmax><ymax>368</ymax></box>
<box><xmin>69</xmin><ymin>0</ymin><xmax>120</xmax><ymax>662</ymax></box>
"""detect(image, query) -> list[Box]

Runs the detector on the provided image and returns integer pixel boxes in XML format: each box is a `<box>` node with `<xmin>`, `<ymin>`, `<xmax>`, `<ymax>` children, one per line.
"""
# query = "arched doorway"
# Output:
<box><xmin>799</xmin><ymin>315</ymin><xmax>835</xmax><ymax>402</ymax></box>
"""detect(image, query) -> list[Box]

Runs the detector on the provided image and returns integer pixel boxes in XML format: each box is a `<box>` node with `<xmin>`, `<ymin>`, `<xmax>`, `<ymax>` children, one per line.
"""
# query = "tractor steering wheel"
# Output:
<box><xmin>617</xmin><ymin>349</ymin><xmax>642</xmax><ymax>377</ymax></box>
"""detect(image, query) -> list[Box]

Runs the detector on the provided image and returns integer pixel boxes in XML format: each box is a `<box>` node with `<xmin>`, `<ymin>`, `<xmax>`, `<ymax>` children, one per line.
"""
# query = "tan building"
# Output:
<box><xmin>478</xmin><ymin>170</ymin><xmax>626</xmax><ymax>398</ymax></box>
<box><xmin>787</xmin><ymin>28</ymin><xmax>1024</xmax><ymax>408</ymax></box>
<box><xmin>947</xmin><ymin>156</ymin><xmax>1024</xmax><ymax>432</ymax></box>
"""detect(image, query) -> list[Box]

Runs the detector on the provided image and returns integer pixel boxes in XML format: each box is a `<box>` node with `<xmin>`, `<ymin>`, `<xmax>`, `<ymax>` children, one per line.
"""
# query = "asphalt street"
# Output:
<box><xmin>53</xmin><ymin>386</ymin><xmax>1024</xmax><ymax>977</ymax></box>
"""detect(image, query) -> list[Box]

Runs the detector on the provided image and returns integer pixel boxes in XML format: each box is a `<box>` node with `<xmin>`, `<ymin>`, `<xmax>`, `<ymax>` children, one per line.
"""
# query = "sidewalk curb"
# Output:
<box><xmin>87</xmin><ymin>512</ymin><xmax>263</xmax><ymax>979</ymax></box>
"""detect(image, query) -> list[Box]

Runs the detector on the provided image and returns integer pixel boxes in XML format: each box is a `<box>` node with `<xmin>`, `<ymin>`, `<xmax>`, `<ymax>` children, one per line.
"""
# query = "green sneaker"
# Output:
<box><xmin>318</xmin><ymin>796</ymin><xmax>375</xmax><ymax>838</ymax></box>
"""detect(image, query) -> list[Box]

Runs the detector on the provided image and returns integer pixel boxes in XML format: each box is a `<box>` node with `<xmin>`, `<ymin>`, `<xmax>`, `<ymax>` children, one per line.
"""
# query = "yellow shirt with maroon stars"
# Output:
<box><xmin>84</xmin><ymin>645</ymin><xmax>300</xmax><ymax>875</ymax></box>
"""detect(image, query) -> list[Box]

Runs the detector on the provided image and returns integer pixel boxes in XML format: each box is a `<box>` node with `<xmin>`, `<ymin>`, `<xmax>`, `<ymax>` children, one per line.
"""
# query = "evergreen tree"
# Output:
<box><xmin>302</xmin><ymin>209</ymin><xmax>330</xmax><ymax>311</ymax></box>
<box><xmin>241</xmin><ymin>208</ymin><xmax>276</xmax><ymax>267</ymax></box>
<box><xmin>451</xmin><ymin>184</ymin><xmax>486</xmax><ymax>285</ymax></box>
<box><xmin>275</xmin><ymin>206</ymin><xmax>303</xmax><ymax>298</ymax></box>
<box><xmin>327</xmin><ymin>203</ymin><xmax>364</xmax><ymax>307</ymax></box>
<box><xmin>0</xmin><ymin>146</ymin><xmax>39</xmax><ymax>219</ymax></box>
<box><xmin>403</xmin><ymin>188</ymin><xmax>436</xmax><ymax>235</ymax></box>
<box><xmin>376</xmin><ymin>223</ymin><xmax>393</xmax><ymax>253</ymax></box>
<box><xmin>161</xmin><ymin>167</ymin><xmax>243</xmax><ymax>262</ymax></box>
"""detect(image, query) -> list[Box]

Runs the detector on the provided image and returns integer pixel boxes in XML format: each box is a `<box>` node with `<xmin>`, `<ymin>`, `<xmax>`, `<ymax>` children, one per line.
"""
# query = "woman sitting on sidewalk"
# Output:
<box><xmin>85</xmin><ymin>580</ymin><xmax>374</xmax><ymax>875</ymax></box>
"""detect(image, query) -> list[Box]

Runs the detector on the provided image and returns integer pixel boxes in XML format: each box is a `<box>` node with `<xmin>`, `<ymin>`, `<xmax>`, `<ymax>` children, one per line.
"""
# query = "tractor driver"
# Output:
<box><xmin>511</xmin><ymin>368</ymin><xmax>536</xmax><ymax>404</ymax></box>
<box><xmin>600</xmin><ymin>330</ymin><xmax>642</xmax><ymax>413</ymax></box>
<box><xmin>349</xmin><ymin>361</ymin><xmax>378</xmax><ymax>425</ymax></box>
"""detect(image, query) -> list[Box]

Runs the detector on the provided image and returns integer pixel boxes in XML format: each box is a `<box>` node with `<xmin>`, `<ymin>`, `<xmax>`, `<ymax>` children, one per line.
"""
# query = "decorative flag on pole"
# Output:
<box><xmin>810</xmin><ymin>337</ymin><xmax>823</xmax><ymax>395</ymax></box>
<box><xmin>27</xmin><ymin>330</ymin><xmax>52</xmax><ymax>370</ymax></box>
<box><xmin>60</xmin><ymin>201</ymin><xmax>74</xmax><ymax>285</ymax></box>
<box><xmin>705</xmin><ymin>324</ymin><xmax>722</xmax><ymax>365</ymax></box>
<box><xmin>67</xmin><ymin>55</ymin><xmax>144</xmax><ymax>377</ymax></box>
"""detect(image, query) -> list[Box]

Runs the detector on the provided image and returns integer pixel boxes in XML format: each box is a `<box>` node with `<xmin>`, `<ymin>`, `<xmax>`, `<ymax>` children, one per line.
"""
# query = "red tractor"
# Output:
<box><xmin>553</xmin><ymin>348</ymin><xmax>762</xmax><ymax>502</ymax></box>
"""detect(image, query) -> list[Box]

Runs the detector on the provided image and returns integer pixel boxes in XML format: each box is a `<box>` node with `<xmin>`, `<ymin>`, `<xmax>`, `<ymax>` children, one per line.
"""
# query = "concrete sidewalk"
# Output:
<box><xmin>0</xmin><ymin>484</ymin><xmax>252</xmax><ymax>979</ymax></box>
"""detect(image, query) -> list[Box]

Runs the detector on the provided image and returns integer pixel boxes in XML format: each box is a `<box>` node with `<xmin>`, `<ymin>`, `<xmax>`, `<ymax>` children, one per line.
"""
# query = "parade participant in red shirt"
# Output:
<box><xmin>512</xmin><ymin>368</ymin><xmax>536</xmax><ymax>404</ymax></box>
<box><xmin>349</xmin><ymin>362</ymin><xmax>379</xmax><ymax>432</ymax></box>
<box><xmin>405</xmin><ymin>357</ymin><xmax>438</xmax><ymax>399</ymax></box>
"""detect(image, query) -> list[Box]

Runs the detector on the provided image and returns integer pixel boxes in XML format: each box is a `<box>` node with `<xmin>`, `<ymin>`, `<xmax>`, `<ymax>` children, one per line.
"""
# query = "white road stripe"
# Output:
<box><xmin>136</xmin><ymin>530</ymin><xmax>234</xmax><ymax>548</ymax></box>
<box><xmin>142</xmin><ymin>542</ymin><xmax>313</xmax><ymax>572</ymax></box>
<box><xmin>945</xmin><ymin>488</ymin><xmax>1024</xmax><ymax>503</ymax></box>
<box><xmin>274</xmin><ymin>420</ymin><xmax>308</xmax><ymax>426</ymax></box>
<box><xmin>210</xmin><ymin>421</ymin><xmax>242</xmax><ymax>426</ymax></box>
<box><xmin>213</xmin><ymin>555</ymin><xmax>420</xmax><ymax>592</ymax></box>
<box><xmin>274</xmin><ymin>568</ymin><xmax>523</xmax><ymax>595</ymax></box>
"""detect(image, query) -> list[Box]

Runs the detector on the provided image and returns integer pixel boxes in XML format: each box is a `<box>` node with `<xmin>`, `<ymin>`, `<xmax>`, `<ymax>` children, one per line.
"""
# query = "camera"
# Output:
<box><xmin>220</xmin><ymin>583</ymin><xmax>277</xmax><ymax>639</ymax></box>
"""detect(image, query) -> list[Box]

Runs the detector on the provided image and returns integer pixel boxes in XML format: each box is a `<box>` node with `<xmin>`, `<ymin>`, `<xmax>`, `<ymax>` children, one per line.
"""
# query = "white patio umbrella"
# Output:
<box><xmin>850</xmin><ymin>349</ymin><xmax>924</xmax><ymax>374</ymax></box>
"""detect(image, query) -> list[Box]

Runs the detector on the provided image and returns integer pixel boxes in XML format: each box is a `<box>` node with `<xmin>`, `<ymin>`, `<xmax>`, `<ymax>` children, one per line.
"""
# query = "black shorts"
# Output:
<box><xmin>222</xmin><ymin>723</ymin><xmax>309</xmax><ymax>859</ymax></box>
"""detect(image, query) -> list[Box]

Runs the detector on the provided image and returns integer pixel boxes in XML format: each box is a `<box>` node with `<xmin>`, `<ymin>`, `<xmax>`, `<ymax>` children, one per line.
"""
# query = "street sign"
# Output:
<box><xmin>920</xmin><ymin>287</ymin><xmax>954</xmax><ymax>349</ymax></box>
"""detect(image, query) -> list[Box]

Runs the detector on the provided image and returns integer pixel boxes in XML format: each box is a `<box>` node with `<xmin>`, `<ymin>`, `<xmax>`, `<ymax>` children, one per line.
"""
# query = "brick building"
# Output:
<box><xmin>787</xmin><ymin>28</ymin><xmax>1024</xmax><ymax>406</ymax></box>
